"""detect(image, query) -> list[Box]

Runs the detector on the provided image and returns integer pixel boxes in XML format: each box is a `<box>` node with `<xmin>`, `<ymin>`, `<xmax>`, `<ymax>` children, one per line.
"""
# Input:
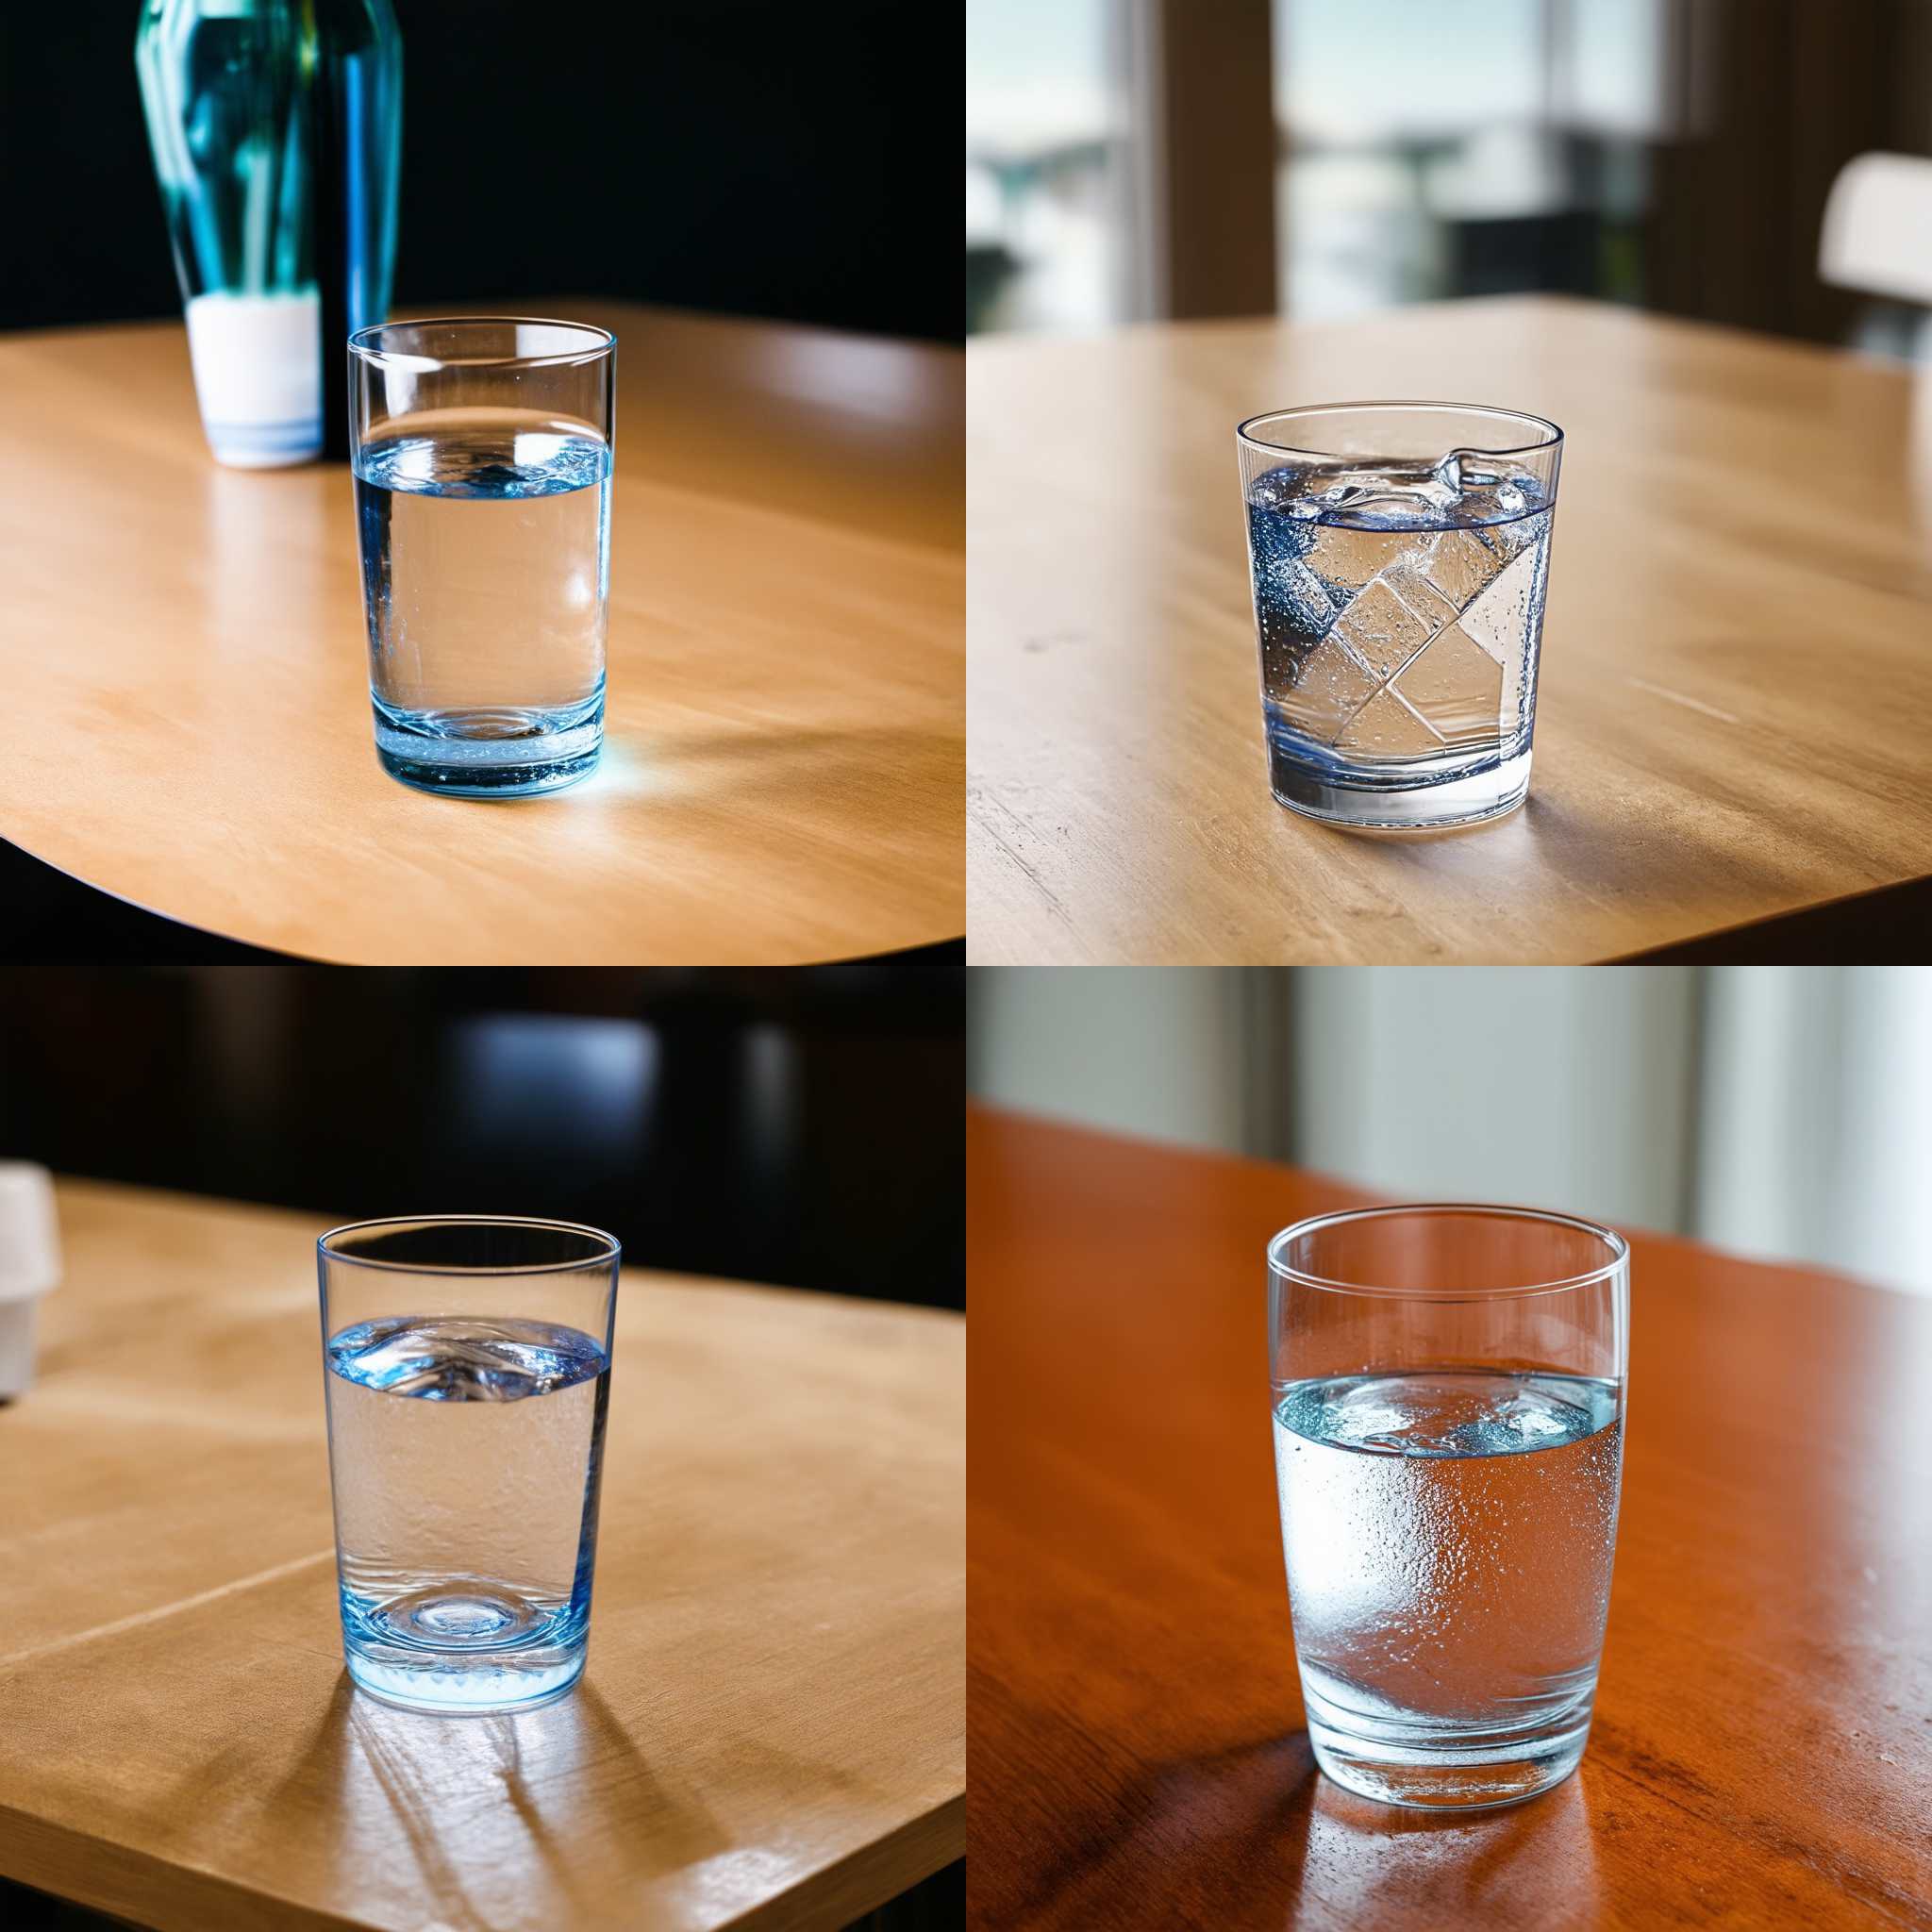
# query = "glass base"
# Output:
<box><xmin>1267</xmin><ymin>740</ymin><xmax>1531</xmax><ymax>830</ymax></box>
<box><xmin>1302</xmin><ymin>1663</ymin><xmax>1594</xmax><ymax>1810</ymax></box>
<box><xmin>341</xmin><ymin>1582</ymin><xmax>588</xmax><ymax>1715</ymax></box>
<box><xmin>373</xmin><ymin>702</ymin><xmax>603</xmax><ymax>800</ymax></box>
<box><xmin>1310</xmin><ymin>1724</ymin><xmax>1589</xmax><ymax>1810</ymax></box>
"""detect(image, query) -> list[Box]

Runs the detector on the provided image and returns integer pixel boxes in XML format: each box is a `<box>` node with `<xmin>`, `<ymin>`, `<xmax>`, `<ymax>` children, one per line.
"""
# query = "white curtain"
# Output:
<box><xmin>1290</xmin><ymin>967</ymin><xmax>1701</xmax><ymax>1235</ymax></box>
<box><xmin>1295</xmin><ymin>965</ymin><xmax>1932</xmax><ymax>1299</ymax></box>
<box><xmin>968</xmin><ymin>965</ymin><xmax>1932</xmax><ymax>1299</ymax></box>
<box><xmin>966</xmin><ymin>966</ymin><xmax>1252</xmax><ymax>1152</ymax></box>
<box><xmin>1695</xmin><ymin>967</ymin><xmax>1932</xmax><ymax>1296</ymax></box>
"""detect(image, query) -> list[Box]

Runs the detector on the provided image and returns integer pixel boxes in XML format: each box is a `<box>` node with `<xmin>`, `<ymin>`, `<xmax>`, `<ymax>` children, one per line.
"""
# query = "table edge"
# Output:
<box><xmin>967</xmin><ymin>1103</ymin><xmax>1918</xmax><ymax>1306</ymax></box>
<box><xmin>0</xmin><ymin>1789</ymin><xmax>967</xmax><ymax>1932</ymax></box>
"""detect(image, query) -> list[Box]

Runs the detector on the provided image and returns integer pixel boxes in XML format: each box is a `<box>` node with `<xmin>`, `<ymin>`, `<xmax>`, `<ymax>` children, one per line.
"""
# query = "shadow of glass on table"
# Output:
<box><xmin>1</xmin><ymin>1668</ymin><xmax>961</xmax><ymax>1932</ymax></box>
<box><xmin>261</xmin><ymin>1674</ymin><xmax>729</xmax><ymax>1928</ymax></box>
<box><xmin>971</xmin><ymin>1725</ymin><xmax>1600</xmax><ymax>1931</ymax></box>
<box><xmin>252</xmin><ymin>1674</ymin><xmax>961</xmax><ymax>1932</ymax></box>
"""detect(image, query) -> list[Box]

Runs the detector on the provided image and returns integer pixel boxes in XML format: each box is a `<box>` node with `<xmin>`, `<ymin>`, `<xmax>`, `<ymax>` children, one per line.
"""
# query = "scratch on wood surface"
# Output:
<box><xmin>972</xmin><ymin>791</ymin><xmax>1079</xmax><ymax>936</ymax></box>
<box><xmin>1625</xmin><ymin>677</ymin><xmax>1741</xmax><ymax>725</ymax></box>
<box><xmin>0</xmin><ymin>1549</ymin><xmax>335</xmax><ymax>1673</ymax></box>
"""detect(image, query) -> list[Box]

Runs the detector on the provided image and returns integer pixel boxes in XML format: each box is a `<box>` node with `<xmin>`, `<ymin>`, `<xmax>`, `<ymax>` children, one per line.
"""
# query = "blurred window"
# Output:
<box><xmin>968</xmin><ymin>0</ymin><xmax>1680</xmax><ymax>334</ymax></box>
<box><xmin>1274</xmin><ymin>0</ymin><xmax>1671</xmax><ymax>320</ymax></box>
<box><xmin>966</xmin><ymin>0</ymin><xmax>1137</xmax><ymax>333</ymax></box>
<box><xmin>1555</xmin><ymin>0</ymin><xmax>1673</xmax><ymax>137</ymax></box>
<box><xmin>1279</xmin><ymin>0</ymin><xmax>1546</xmax><ymax>140</ymax></box>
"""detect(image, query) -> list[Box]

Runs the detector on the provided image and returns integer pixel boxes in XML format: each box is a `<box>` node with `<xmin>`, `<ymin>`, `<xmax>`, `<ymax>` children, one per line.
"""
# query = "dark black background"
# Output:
<box><xmin>0</xmin><ymin>961</ymin><xmax>963</xmax><ymax>1311</ymax></box>
<box><xmin>0</xmin><ymin>0</ymin><xmax>957</xmax><ymax>343</ymax></box>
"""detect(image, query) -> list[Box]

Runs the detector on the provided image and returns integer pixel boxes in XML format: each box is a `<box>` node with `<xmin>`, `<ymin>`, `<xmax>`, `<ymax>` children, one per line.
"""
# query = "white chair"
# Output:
<box><xmin>1820</xmin><ymin>152</ymin><xmax>1932</xmax><ymax>359</ymax></box>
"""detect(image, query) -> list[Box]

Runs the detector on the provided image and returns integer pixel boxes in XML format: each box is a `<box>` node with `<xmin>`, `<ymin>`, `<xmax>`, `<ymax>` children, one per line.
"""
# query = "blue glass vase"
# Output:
<box><xmin>136</xmin><ymin>0</ymin><xmax>402</xmax><ymax>468</ymax></box>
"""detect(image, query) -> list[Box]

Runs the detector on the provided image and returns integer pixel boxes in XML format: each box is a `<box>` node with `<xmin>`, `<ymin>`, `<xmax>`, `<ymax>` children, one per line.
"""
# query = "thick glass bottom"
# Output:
<box><xmin>1310</xmin><ymin>1724</ymin><xmax>1589</xmax><ymax>1810</ymax></box>
<box><xmin>1302</xmin><ymin>1665</ymin><xmax>1594</xmax><ymax>1809</ymax></box>
<box><xmin>1267</xmin><ymin>738</ymin><xmax>1532</xmax><ymax>831</ymax></box>
<box><xmin>341</xmin><ymin>1582</ymin><xmax>588</xmax><ymax>1716</ymax></box>
<box><xmin>372</xmin><ymin>698</ymin><xmax>603</xmax><ymax>799</ymax></box>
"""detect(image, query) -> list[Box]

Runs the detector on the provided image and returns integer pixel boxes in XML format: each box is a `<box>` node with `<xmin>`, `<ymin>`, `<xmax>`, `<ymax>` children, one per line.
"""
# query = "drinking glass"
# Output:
<box><xmin>1268</xmin><ymin>1204</ymin><xmax>1627</xmax><ymax>1807</ymax></box>
<box><xmin>1236</xmin><ymin>402</ymin><xmax>1563</xmax><ymax>829</ymax></box>
<box><xmin>349</xmin><ymin>318</ymin><xmax>616</xmax><ymax>797</ymax></box>
<box><xmin>318</xmin><ymin>1216</ymin><xmax>621</xmax><ymax>1713</ymax></box>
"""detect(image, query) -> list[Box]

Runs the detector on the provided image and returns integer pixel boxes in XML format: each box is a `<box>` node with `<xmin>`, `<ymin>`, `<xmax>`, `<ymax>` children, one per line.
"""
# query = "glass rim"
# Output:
<box><xmin>318</xmin><ymin>1214</ymin><xmax>622</xmax><ymax>1275</ymax></box>
<box><xmin>1267</xmin><ymin>1202</ymin><xmax>1627</xmax><ymax>1301</ymax></box>
<box><xmin>1235</xmin><ymin>400</ymin><xmax>1564</xmax><ymax>461</ymax></box>
<box><xmin>347</xmin><ymin>315</ymin><xmax>618</xmax><ymax>372</ymax></box>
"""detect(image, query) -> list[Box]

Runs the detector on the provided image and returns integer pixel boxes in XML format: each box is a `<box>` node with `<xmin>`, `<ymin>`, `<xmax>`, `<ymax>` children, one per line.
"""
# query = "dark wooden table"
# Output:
<box><xmin>968</xmin><ymin>1108</ymin><xmax>1932</xmax><ymax>1928</ymax></box>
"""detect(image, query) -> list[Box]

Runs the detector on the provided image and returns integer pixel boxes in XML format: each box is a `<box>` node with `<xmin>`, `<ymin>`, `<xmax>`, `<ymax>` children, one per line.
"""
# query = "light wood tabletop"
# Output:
<box><xmin>1</xmin><ymin>302</ymin><xmax>962</xmax><ymax>964</ymax></box>
<box><xmin>968</xmin><ymin>295</ymin><xmax>1932</xmax><ymax>963</ymax></box>
<box><xmin>968</xmin><ymin>1108</ymin><xmax>1932</xmax><ymax>1930</ymax></box>
<box><xmin>0</xmin><ymin>1181</ymin><xmax>963</xmax><ymax>1932</ymax></box>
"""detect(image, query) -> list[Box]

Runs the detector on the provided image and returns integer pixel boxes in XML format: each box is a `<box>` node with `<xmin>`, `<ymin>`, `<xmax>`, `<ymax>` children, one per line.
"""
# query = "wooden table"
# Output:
<box><xmin>968</xmin><ymin>296</ymin><xmax>1932</xmax><ymax>962</ymax></box>
<box><xmin>0</xmin><ymin>303</ymin><xmax>962</xmax><ymax>964</ymax></box>
<box><xmin>0</xmin><ymin>1182</ymin><xmax>963</xmax><ymax>1931</ymax></box>
<box><xmin>968</xmin><ymin>1108</ymin><xmax>1932</xmax><ymax>1928</ymax></box>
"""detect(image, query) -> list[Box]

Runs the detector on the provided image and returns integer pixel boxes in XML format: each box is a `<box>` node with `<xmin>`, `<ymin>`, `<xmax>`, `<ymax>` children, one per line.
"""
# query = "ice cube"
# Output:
<box><xmin>1457</xmin><ymin>541</ymin><xmax>1545</xmax><ymax>668</ymax></box>
<box><xmin>1379</xmin><ymin>560</ymin><xmax>1460</xmax><ymax>637</ymax></box>
<box><xmin>1389</xmin><ymin>622</ymin><xmax>1504</xmax><ymax>745</ymax></box>
<box><xmin>1457</xmin><ymin>466</ymin><xmax>1544</xmax><ymax>531</ymax></box>
<box><xmin>1418</xmin><ymin>525</ymin><xmax>1507</xmax><ymax>609</ymax></box>
<box><xmin>1330</xmin><ymin>575</ymin><xmax>1437</xmax><ymax>678</ymax></box>
<box><xmin>1246</xmin><ymin>464</ymin><xmax>1310</xmax><ymax>515</ymax></box>
<box><xmin>1271</xmin><ymin>636</ymin><xmax>1384</xmax><ymax>744</ymax></box>
<box><xmin>1330</xmin><ymin>473</ymin><xmax>1459</xmax><ymax>520</ymax></box>
<box><xmin>1301</xmin><ymin>522</ymin><xmax>1391</xmax><ymax>596</ymax></box>
<box><xmin>1332</xmin><ymin>687</ymin><xmax>1444</xmax><ymax>758</ymax></box>
<box><xmin>1261</xmin><ymin>554</ymin><xmax>1338</xmax><ymax>639</ymax></box>
<box><xmin>1485</xmin><ymin>508</ymin><xmax>1545</xmax><ymax>561</ymax></box>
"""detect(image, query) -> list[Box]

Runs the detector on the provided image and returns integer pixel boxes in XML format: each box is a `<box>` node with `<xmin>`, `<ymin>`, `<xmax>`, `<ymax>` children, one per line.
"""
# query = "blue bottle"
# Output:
<box><xmin>136</xmin><ymin>0</ymin><xmax>402</xmax><ymax>467</ymax></box>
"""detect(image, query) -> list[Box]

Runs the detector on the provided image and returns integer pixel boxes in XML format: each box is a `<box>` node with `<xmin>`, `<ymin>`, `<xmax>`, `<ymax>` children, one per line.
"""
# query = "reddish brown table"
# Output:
<box><xmin>968</xmin><ymin>1108</ymin><xmax>1932</xmax><ymax>1928</ymax></box>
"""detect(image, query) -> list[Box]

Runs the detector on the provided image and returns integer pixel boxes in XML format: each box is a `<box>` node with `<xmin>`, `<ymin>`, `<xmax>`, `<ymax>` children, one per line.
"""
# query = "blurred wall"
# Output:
<box><xmin>0</xmin><ymin>964</ymin><xmax>964</xmax><ymax>1310</ymax></box>
<box><xmin>969</xmin><ymin>965</ymin><xmax>1932</xmax><ymax>1298</ymax></box>
<box><xmin>1</xmin><ymin>1</ymin><xmax>955</xmax><ymax>343</ymax></box>
<box><xmin>1696</xmin><ymin>967</ymin><xmax>1932</xmax><ymax>1294</ymax></box>
<box><xmin>1292</xmin><ymin>967</ymin><xmax>1700</xmax><ymax>1233</ymax></box>
<box><xmin>966</xmin><ymin>967</ymin><xmax>1254</xmax><ymax>1153</ymax></box>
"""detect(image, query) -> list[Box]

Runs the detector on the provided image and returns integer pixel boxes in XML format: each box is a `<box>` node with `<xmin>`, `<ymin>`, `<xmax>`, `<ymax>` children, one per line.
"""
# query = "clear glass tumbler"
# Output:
<box><xmin>1268</xmin><ymin>1204</ymin><xmax>1627</xmax><ymax>1808</ymax></box>
<box><xmin>317</xmin><ymin>1216</ymin><xmax>621</xmax><ymax>1714</ymax></box>
<box><xmin>1236</xmin><ymin>402</ymin><xmax>1563</xmax><ymax>829</ymax></box>
<box><xmin>349</xmin><ymin>318</ymin><xmax>616</xmax><ymax>797</ymax></box>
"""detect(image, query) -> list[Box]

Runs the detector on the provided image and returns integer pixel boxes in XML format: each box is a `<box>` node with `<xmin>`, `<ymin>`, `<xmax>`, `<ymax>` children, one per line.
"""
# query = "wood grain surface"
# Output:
<box><xmin>0</xmin><ymin>1182</ymin><xmax>963</xmax><ymax>1932</ymax></box>
<box><xmin>967</xmin><ymin>295</ymin><xmax>1932</xmax><ymax>963</ymax></box>
<box><xmin>0</xmin><ymin>302</ymin><xmax>962</xmax><ymax>964</ymax></box>
<box><xmin>967</xmin><ymin>1108</ymin><xmax>1932</xmax><ymax>1929</ymax></box>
